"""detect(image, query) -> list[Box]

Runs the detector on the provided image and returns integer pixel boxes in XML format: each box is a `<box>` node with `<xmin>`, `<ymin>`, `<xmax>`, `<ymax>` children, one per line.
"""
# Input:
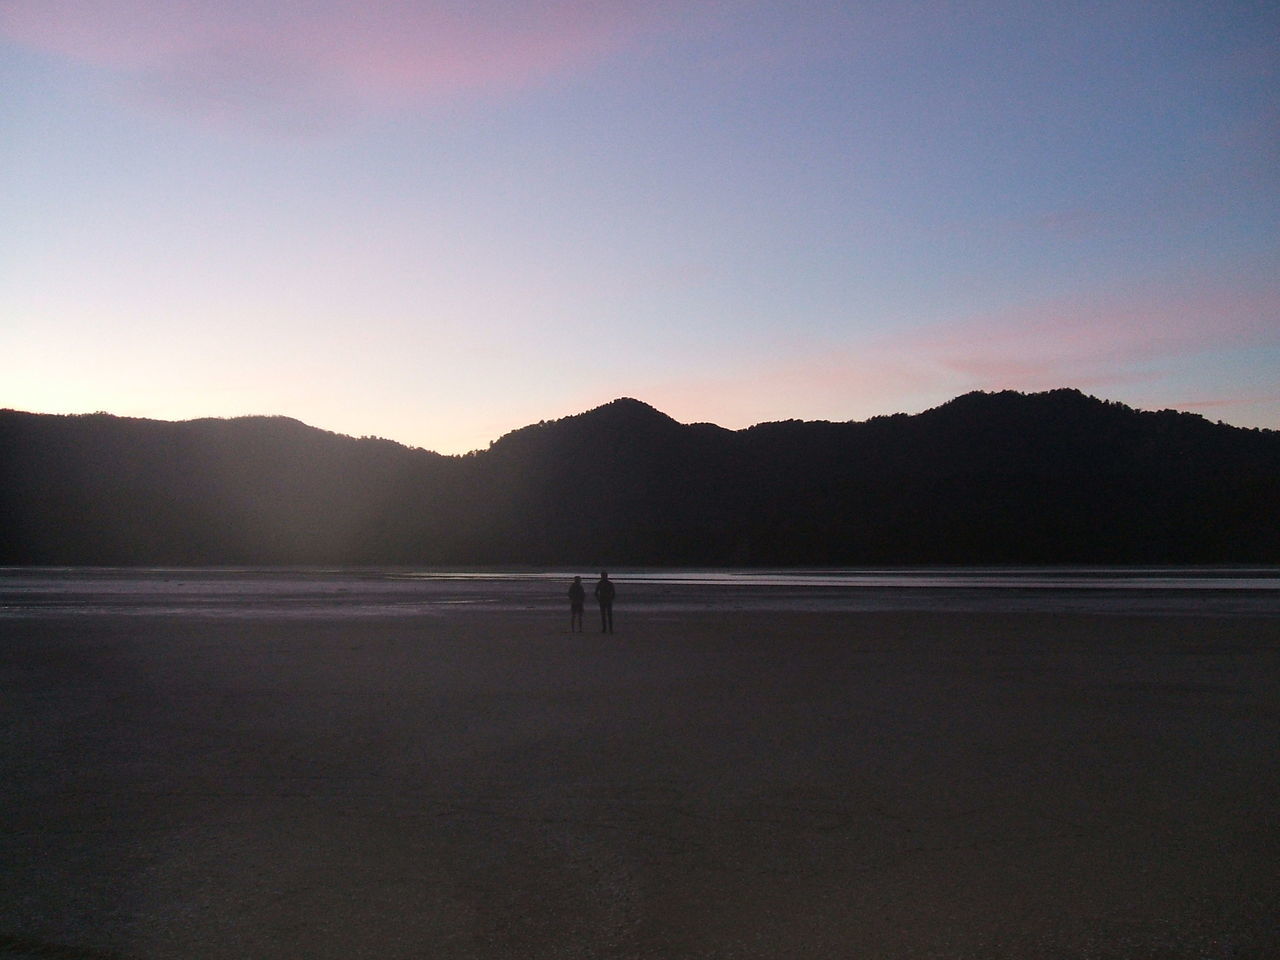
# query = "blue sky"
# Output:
<box><xmin>3</xmin><ymin>0</ymin><xmax>1277</xmax><ymax>453</ymax></box>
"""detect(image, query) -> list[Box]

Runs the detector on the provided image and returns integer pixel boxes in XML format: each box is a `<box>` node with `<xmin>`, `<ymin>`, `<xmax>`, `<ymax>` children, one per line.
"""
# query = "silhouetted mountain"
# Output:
<box><xmin>2</xmin><ymin>389</ymin><xmax>1276</xmax><ymax>565</ymax></box>
<box><xmin>0</xmin><ymin>411</ymin><xmax>454</xmax><ymax>565</ymax></box>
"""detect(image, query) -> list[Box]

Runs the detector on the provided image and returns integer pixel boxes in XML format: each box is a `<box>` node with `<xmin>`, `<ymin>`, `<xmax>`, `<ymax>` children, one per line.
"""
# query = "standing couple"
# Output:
<box><xmin>569</xmin><ymin>571</ymin><xmax>615</xmax><ymax>633</ymax></box>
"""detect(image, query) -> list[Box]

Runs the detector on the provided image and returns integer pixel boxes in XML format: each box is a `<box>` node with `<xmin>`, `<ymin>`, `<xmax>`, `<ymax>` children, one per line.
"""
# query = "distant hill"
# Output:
<box><xmin>2</xmin><ymin>390</ymin><xmax>1277</xmax><ymax>565</ymax></box>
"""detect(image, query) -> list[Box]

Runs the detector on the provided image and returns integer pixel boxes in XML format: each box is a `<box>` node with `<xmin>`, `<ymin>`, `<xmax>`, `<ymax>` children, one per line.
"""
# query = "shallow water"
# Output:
<box><xmin>3</xmin><ymin>566</ymin><xmax>1278</xmax><ymax>619</ymax></box>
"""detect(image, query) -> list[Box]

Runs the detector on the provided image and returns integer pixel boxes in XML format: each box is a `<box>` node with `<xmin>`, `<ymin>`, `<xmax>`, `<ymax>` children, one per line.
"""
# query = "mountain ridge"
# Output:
<box><xmin>5</xmin><ymin>388</ymin><xmax>1273</xmax><ymax>458</ymax></box>
<box><xmin>2</xmin><ymin>389</ymin><xmax>1276</xmax><ymax>565</ymax></box>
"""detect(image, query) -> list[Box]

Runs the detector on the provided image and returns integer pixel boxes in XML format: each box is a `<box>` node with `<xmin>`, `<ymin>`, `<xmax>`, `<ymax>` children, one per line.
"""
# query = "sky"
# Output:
<box><xmin>2</xmin><ymin>0</ymin><xmax>1277</xmax><ymax>454</ymax></box>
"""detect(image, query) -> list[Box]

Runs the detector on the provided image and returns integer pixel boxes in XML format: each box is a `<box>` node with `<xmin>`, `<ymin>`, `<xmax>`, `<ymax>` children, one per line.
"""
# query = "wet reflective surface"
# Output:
<box><xmin>3</xmin><ymin>566</ymin><xmax>1279</xmax><ymax>619</ymax></box>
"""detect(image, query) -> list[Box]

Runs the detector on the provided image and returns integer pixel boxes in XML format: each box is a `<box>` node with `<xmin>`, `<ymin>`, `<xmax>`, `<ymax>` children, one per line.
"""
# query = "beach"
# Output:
<box><xmin>2</xmin><ymin>572</ymin><xmax>1278</xmax><ymax>959</ymax></box>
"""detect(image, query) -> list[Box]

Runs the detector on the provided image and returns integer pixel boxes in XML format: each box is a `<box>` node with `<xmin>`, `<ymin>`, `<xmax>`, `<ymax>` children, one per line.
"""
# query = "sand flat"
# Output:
<box><xmin>2</xmin><ymin>588</ymin><xmax>1278</xmax><ymax>959</ymax></box>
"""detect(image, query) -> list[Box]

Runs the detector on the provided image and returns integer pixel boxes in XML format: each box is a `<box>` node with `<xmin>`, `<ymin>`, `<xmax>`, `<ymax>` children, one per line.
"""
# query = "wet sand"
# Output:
<box><xmin>2</xmin><ymin>603</ymin><xmax>1278</xmax><ymax>959</ymax></box>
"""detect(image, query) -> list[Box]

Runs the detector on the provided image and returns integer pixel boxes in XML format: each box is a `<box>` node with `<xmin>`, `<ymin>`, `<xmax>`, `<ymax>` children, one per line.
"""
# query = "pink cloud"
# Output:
<box><xmin>625</xmin><ymin>276</ymin><xmax>1280</xmax><ymax>430</ymax></box>
<box><xmin>1172</xmin><ymin>390</ymin><xmax>1280</xmax><ymax>411</ymax></box>
<box><xmin>0</xmin><ymin>0</ymin><xmax>691</xmax><ymax>124</ymax></box>
<box><xmin>904</xmin><ymin>279</ymin><xmax>1280</xmax><ymax>391</ymax></box>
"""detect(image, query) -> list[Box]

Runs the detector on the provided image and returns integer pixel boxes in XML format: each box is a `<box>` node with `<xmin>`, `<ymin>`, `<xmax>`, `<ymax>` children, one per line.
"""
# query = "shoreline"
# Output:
<box><xmin>4</xmin><ymin>565</ymin><xmax>1280</xmax><ymax>620</ymax></box>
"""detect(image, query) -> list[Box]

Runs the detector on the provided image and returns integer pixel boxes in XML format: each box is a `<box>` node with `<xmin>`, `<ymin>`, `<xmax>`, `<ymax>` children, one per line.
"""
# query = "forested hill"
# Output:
<box><xmin>2</xmin><ymin>389</ymin><xmax>1277</xmax><ymax>565</ymax></box>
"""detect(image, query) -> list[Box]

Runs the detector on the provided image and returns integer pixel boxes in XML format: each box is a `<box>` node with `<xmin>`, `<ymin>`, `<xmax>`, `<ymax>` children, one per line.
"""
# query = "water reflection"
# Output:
<box><xmin>2</xmin><ymin>566</ymin><xmax>1278</xmax><ymax>619</ymax></box>
<box><xmin>402</xmin><ymin>567</ymin><xmax>1280</xmax><ymax>591</ymax></box>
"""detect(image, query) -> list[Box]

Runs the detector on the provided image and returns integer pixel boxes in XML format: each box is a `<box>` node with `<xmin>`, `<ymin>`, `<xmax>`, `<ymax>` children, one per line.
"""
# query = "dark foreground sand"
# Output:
<box><xmin>2</xmin><ymin>602</ymin><xmax>1278</xmax><ymax>959</ymax></box>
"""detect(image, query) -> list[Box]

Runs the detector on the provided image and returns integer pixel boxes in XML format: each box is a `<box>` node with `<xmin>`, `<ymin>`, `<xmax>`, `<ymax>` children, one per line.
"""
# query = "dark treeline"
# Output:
<box><xmin>2</xmin><ymin>389</ymin><xmax>1277</xmax><ymax>566</ymax></box>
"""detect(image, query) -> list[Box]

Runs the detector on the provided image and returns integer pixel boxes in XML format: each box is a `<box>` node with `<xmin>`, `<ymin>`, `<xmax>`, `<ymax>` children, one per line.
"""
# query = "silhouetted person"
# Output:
<box><xmin>594</xmin><ymin>571</ymin><xmax>615</xmax><ymax>633</ymax></box>
<box><xmin>568</xmin><ymin>576</ymin><xmax>585</xmax><ymax>632</ymax></box>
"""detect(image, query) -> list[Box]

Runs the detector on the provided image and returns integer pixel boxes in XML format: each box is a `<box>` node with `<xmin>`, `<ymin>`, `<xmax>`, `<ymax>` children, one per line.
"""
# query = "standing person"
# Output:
<box><xmin>568</xmin><ymin>576</ymin><xmax>585</xmax><ymax>633</ymax></box>
<box><xmin>594</xmin><ymin>571</ymin><xmax>615</xmax><ymax>633</ymax></box>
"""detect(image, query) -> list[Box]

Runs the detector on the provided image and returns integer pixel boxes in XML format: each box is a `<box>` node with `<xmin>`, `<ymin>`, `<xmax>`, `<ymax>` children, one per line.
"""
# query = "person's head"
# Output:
<box><xmin>573</xmin><ymin>576</ymin><xmax>581</xmax><ymax>583</ymax></box>
<box><xmin>600</xmin><ymin>570</ymin><xmax>609</xmax><ymax>578</ymax></box>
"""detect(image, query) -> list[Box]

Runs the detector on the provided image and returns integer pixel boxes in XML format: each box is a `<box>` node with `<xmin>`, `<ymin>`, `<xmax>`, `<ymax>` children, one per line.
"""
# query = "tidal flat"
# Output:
<box><xmin>2</xmin><ymin>569</ymin><xmax>1278</xmax><ymax>959</ymax></box>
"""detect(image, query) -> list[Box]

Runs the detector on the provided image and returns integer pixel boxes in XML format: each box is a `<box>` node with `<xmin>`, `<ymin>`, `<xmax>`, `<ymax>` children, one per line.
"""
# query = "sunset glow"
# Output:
<box><xmin>3</xmin><ymin>0</ymin><xmax>1277</xmax><ymax>452</ymax></box>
